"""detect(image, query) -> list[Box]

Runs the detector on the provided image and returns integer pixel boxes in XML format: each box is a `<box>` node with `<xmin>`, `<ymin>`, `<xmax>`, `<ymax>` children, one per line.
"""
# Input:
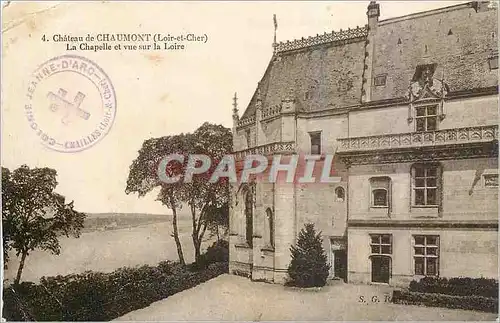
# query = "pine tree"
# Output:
<box><xmin>287</xmin><ymin>223</ymin><xmax>330</xmax><ymax>287</ymax></box>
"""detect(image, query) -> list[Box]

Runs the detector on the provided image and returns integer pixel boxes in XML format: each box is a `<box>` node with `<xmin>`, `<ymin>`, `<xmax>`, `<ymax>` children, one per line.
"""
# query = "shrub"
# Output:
<box><xmin>393</xmin><ymin>290</ymin><xmax>498</xmax><ymax>313</ymax></box>
<box><xmin>3</xmin><ymin>261</ymin><xmax>228</xmax><ymax>321</ymax></box>
<box><xmin>408</xmin><ymin>276</ymin><xmax>498</xmax><ymax>299</ymax></box>
<box><xmin>287</xmin><ymin>223</ymin><xmax>330</xmax><ymax>288</ymax></box>
<box><xmin>193</xmin><ymin>240</ymin><xmax>229</xmax><ymax>270</ymax></box>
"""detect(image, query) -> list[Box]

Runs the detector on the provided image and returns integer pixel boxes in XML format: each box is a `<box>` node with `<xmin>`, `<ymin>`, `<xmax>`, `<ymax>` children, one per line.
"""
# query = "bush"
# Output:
<box><xmin>3</xmin><ymin>261</ymin><xmax>228</xmax><ymax>321</ymax></box>
<box><xmin>193</xmin><ymin>240</ymin><xmax>229</xmax><ymax>270</ymax></box>
<box><xmin>409</xmin><ymin>276</ymin><xmax>498</xmax><ymax>299</ymax></box>
<box><xmin>287</xmin><ymin>223</ymin><xmax>330</xmax><ymax>288</ymax></box>
<box><xmin>393</xmin><ymin>290</ymin><xmax>498</xmax><ymax>313</ymax></box>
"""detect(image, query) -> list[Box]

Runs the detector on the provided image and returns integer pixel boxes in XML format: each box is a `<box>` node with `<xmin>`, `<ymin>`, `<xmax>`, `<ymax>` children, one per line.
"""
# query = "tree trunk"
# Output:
<box><xmin>194</xmin><ymin>237</ymin><xmax>201</xmax><ymax>263</ymax></box>
<box><xmin>171</xmin><ymin>206</ymin><xmax>185</xmax><ymax>266</ymax></box>
<box><xmin>14</xmin><ymin>250</ymin><xmax>28</xmax><ymax>285</ymax></box>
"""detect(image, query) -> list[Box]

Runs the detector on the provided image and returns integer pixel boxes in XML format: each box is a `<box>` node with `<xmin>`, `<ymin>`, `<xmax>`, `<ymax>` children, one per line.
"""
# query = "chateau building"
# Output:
<box><xmin>229</xmin><ymin>1</ymin><xmax>498</xmax><ymax>286</ymax></box>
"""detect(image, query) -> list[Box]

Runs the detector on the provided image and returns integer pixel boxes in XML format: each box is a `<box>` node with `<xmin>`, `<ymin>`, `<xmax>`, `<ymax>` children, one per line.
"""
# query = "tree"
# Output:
<box><xmin>205</xmin><ymin>202</ymin><xmax>229</xmax><ymax>242</ymax></box>
<box><xmin>125</xmin><ymin>123</ymin><xmax>232</xmax><ymax>265</ymax></box>
<box><xmin>182</xmin><ymin>123</ymin><xmax>232</xmax><ymax>262</ymax></box>
<box><xmin>287</xmin><ymin>223</ymin><xmax>330</xmax><ymax>288</ymax></box>
<box><xmin>126</xmin><ymin>134</ymin><xmax>189</xmax><ymax>265</ymax></box>
<box><xmin>1</xmin><ymin>165</ymin><xmax>86</xmax><ymax>285</ymax></box>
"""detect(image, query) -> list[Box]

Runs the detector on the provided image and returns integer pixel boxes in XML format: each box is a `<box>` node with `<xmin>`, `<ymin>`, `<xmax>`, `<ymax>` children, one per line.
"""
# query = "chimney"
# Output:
<box><xmin>361</xmin><ymin>1</ymin><xmax>380</xmax><ymax>103</ymax></box>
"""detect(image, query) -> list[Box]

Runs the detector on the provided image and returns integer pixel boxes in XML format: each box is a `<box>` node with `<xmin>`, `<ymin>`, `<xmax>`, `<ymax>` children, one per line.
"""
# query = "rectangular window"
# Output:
<box><xmin>415</xmin><ymin>105</ymin><xmax>438</xmax><ymax>132</ymax></box>
<box><xmin>374</xmin><ymin>74</ymin><xmax>387</xmax><ymax>86</ymax></box>
<box><xmin>310</xmin><ymin>132</ymin><xmax>321</xmax><ymax>155</ymax></box>
<box><xmin>484</xmin><ymin>174</ymin><xmax>499</xmax><ymax>187</ymax></box>
<box><xmin>489</xmin><ymin>56</ymin><xmax>499</xmax><ymax>70</ymax></box>
<box><xmin>412</xmin><ymin>164</ymin><xmax>439</xmax><ymax>206</ymax></box>
<box><xmin>370</xmin><ymin>234</ymin><xmax>392</xmax><ymax>255</ymax></box>
<box><xmin>413</xmin><ymin>235</ymin><xmax>439</xmax><ymax>276</ymax></box>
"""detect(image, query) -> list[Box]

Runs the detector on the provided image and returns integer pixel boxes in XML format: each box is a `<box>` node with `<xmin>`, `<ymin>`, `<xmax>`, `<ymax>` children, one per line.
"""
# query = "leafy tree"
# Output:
<box><xmin>287</xmin><ymin>223</ymin><xmax>330</xmax><ymax>287</ymax></box>
<box><xmin>205</xmin><ymin>202</ymin><xmax>229</xmax><ymax>242</ymax></box>
<box><xmin>126</xmin><ymin>123</ymin><xmax>232</xmax><ymax>264</ymax></box>
<box><xmin>182</xmin><ymin>123</ymin><xmax>232</xmax><ymax>262</ymax></box>
<box><xmin>1</xmin><ymin>165</ymin><xmax>86</xmax><ymax>285</ymax></box>
<box><xmin>126</xmin><ymin>134</ymin><xmax>189</xmax><ymax>265</ymax></box>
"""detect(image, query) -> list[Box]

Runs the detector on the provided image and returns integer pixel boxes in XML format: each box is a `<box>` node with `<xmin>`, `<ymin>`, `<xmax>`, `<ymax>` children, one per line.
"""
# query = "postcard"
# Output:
<box><xmin>1</xmin><ymin>1</ymin><xmax>498</xmax><ymax>321</ymax></box>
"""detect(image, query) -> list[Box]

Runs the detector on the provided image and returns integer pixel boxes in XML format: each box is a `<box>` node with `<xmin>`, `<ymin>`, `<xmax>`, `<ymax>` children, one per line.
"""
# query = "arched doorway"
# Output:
<box><xmin>370</xmin><ymin>255</ymin><xmax>391</xmax><ymax>283</ymax></box>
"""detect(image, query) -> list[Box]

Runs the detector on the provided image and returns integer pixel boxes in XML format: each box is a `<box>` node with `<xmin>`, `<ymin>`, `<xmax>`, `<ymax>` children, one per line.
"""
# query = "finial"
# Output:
<box><xmin>273</xmin><ymin>14</ymin><xmax>278</xmax><ymax>52</ymax></box>
<box><xmin>232</xmin><ymin>92</ymin><xmax>239</xmax><ymax>120</ymax></box>
<box><xmin>256</xmin><ymin>86</ymin><xmax>262</xmax><ymax>102</ymax></box>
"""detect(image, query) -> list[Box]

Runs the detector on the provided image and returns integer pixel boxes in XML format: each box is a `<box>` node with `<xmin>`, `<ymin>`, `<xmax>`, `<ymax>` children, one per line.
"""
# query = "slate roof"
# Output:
<box><xmin>371</xmin><ymin>2</ymin><xmax>498</xmax><ymax>101</ymax></box>
<box><xmin>240</xmin><ymin>1</ymin><xmax>498</xmax><ymax>120</ymax></box>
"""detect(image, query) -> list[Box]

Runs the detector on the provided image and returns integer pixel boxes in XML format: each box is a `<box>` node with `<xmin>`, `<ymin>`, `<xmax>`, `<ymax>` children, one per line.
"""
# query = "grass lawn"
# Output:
<box><xmin>115</xmin><ymin>274</ymin><xmax>497</xmax><ymax>321</ymax></box>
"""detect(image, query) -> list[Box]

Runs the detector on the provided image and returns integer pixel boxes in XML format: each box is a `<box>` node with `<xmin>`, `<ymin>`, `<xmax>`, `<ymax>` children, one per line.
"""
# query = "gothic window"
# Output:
<box><xmin>245</xmin><ymin>129</ymin><xmax>251</xmax><ymax>148</ymax></box>
<box><xmin>310</xmin><ymin>131</ymin><xmax>321</xmax><ymax>155</ymax></box>
<box><xmin>244</xmin><ymin>190</ymin><xmax>253</xmax><ymax>247</ymax></box>
<box><xmin>415</xmin><ymin>105</ymin><xmax>438</xmax><ymax>132</ymax></box>
<box><xmin>370</xmin><ymin>177</ymin><xmax>391</xmax><ymax>208</ymax></box>
<box><xmin>265</xmin><ymin>208</ymin><xmax>274</xmax><ymax>249</ymax></box>
<box><xmin>335</xmin><ymin>187</ymin><xmax>345</xmax><ymax>202</ymax></box>
<box><xmin>412</xmin><ymin>164</ymin><xmax>440</xmax><ymax>207</ymax></box>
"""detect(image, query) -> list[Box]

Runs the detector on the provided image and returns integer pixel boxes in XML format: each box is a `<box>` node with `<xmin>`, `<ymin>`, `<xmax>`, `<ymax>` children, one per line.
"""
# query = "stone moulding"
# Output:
<box><xmin>233</xmin><ymin>141</ymin><xmax>295</xmax><ymax>160</ymax></box>
<box><xmin>274</xmin><ymin>25</ymin><xmax>368</xmax><ymax>54</ymax></box>
<box><xmin>338</xmin><ymin>125</ymin><xmax>498</xmax><ymax>153</ymax></box>
<box><xmin>338</xmin><ymin>142</ymin><xmax>498</xmax><ymax>166</ymax></box>
<box><xmin>348</xmin><ymin>219</ymin><xmax>499</xmax><ymax>229</ymax></box>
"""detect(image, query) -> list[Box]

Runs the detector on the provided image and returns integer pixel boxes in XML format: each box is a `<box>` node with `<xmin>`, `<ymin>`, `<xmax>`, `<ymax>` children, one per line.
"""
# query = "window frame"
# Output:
<box><xmin>411</xmin><ymin>163</ymin><xmax>440</xmax><ymax>208</ymax></box>
<box><xmin>245</xmin><ymin>129</ymin><xmax>251</xmax><ymax>148</ymax></box>
<box><xmin>484</xmin><ymin>173</ymin><xmax>499</xmax><ymax>187</ymax></box>
<box><xmin>489</xmin><ymin>56</ymin><xmax>499</xmax><ymax>70</ymax></box>
<box><xmin>244</xmin><ymin>189</ymin><xmax>253</xmax><ymax>247</ymax></box>
<box><xmin>369</xmin><ymin>176</ymin><xmax>391</xmax><ymax>209</ymax></box>
<box><xmin>309</xmin><ymin>131</ymin><xmax>322</xmax><ymax>155</ymax></box>
<box><xmin>369</xmin><ymin>234</ymin><xmax>393</xmax><ymax>255</ymax></box>
<box><xmin>414</xmin><ymin>104</ymin><xmax>439</xmax><ymax>132</ymax></box>
<box><xmin>265</xmin><ymin>208</ymin><xmax>275</xmax><ymax>249</ymax></box>
<box><xmin>374</xmin><ymin>74</ymin><xmax>387</xmax><ymax>87</ymax></box>
<box><xmin>413</xmin><ymin>235</ymin><xmax>440</xmax><ymax>277</ymax></box>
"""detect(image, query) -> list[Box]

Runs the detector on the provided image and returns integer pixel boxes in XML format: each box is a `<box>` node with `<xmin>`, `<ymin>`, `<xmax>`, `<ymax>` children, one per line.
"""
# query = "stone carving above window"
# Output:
<box><xmin>406</xmin><ymin>64</ymin><xmax>449</xmax><ymax>102</ymax></box>
<box><xmin>406</xmin><ymin>64</ymin><xmax>449</xmax><ymax>124</ymax></box>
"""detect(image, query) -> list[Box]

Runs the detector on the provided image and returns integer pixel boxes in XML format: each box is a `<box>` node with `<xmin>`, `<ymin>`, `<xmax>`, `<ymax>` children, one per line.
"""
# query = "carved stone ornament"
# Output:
<box><xmin>406</xmin><ymin>64</ymin><xmax>449</xmax><ymax>102</ymax></box>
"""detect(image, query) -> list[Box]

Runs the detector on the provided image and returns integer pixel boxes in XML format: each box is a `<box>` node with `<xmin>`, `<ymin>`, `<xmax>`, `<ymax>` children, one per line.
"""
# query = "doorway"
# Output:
<box><xmin>333</xmin><ymin>250</ymin><xmax>347</xmax><ymax>281</ymax></box>
<box><xmin>371</xmin><ymin>256</ymin><xmax>391</xmax><ymax>283</ymax></box>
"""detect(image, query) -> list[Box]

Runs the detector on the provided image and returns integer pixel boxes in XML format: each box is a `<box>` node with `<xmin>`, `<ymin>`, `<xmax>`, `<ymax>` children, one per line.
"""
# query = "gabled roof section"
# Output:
<box><xmin>240</xmin><ymin>29</ymin><xmax>367</xmax><ymax>120</ymax></box>
<box><xmin>371</xmin><ymin>2</ymin><xmax>498</xmax><ymax>101</ymax></box>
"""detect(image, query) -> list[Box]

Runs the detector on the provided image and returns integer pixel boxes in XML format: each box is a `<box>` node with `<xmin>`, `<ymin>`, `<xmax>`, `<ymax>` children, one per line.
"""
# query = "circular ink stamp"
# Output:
<box><xmin>25</xmin><ymin>55</ymin><xmax>116</xmax><ymax>153</ymax></box>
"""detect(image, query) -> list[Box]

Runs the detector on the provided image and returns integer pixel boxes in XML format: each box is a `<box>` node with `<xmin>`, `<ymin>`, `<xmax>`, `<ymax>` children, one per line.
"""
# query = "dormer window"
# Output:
<box><xmin>415</xmin><ymin>105</ymin><xmax>438</xmax><ymax>132</ymax></box>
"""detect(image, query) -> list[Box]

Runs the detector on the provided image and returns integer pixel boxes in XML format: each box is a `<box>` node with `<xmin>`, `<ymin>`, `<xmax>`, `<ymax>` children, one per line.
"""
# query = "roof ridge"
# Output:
<box><xmin>378</xmin><ymin>1</ymin><xmax>484</xmax><ymax>25</ymax></box>
<box><xmin>275</xmin><ymin>25</ymin><xmax>368</xmax><ymax>54</ymax></box>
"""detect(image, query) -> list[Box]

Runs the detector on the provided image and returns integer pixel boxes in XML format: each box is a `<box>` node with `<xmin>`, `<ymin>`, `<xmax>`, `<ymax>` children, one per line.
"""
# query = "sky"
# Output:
<box><xmin>2</xmin><ymin>1</ymin><xmax>467</xmax><ymax>214</ymax></box>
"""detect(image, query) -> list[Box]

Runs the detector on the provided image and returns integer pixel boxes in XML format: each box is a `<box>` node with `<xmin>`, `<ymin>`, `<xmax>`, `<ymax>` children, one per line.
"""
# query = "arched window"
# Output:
<box><xmin>244</xmin><ymin>190</ymin><xmax>253</xmax><ymax>246</ymax></box>
<box><xmin>266</xmin><ymin>208</ymin><xmax>274</xmax><ymax>249</ymax></box>
<box><xmin>370</xmin><ymin>177</ymin><xmax>391</xmax><ymax>208</ymax></box>
<box><xmin>335</xmin><ymin>187</ymin><xmax>345</xmax><ymax>202</ymax></box>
